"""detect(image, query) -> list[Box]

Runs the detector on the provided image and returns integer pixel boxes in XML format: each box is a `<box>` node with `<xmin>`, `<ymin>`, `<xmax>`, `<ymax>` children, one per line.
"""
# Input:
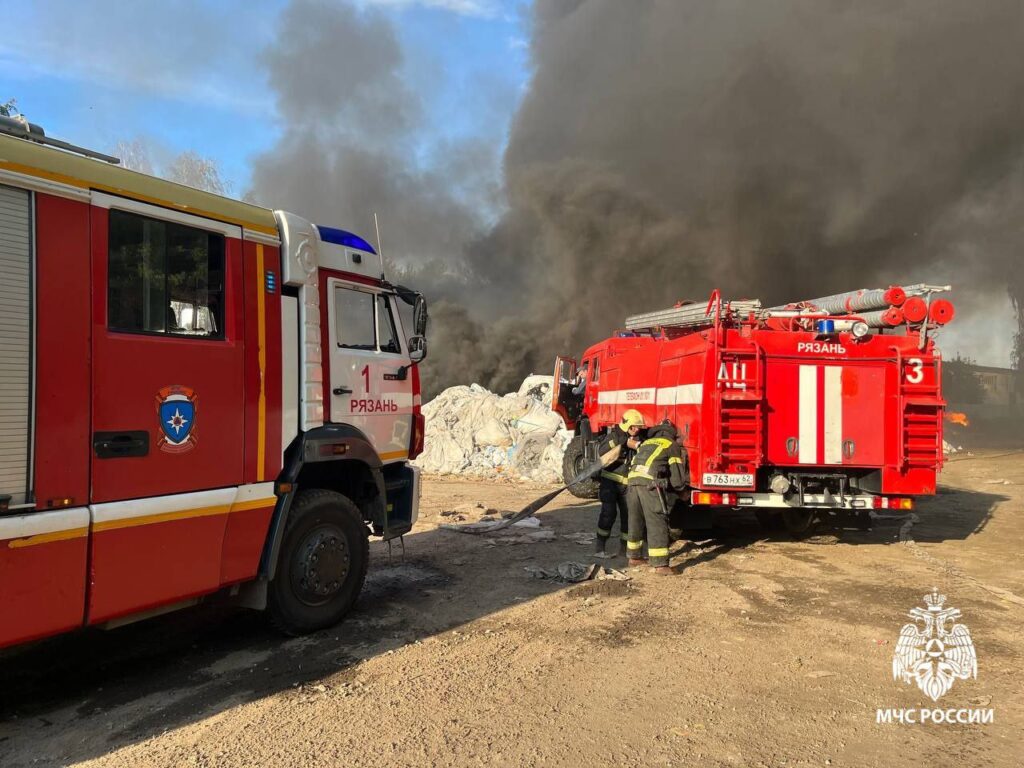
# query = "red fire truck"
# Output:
<box><xmin>553</xmin><ymin>286</ymin><xmax>953</xmax><ymax>534</ymax></box>
<box><xmin>0</xmin><ymin>119</ymin><xmax>427</xmax><ymax>649</ymax></box>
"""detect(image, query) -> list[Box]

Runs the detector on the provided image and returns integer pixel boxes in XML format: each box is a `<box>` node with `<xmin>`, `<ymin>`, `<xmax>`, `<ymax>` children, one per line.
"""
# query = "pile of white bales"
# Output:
<box><xmin>412</xmin><ymin>376</ymin><xmax>572</xmax><ymax>483</ymax></box>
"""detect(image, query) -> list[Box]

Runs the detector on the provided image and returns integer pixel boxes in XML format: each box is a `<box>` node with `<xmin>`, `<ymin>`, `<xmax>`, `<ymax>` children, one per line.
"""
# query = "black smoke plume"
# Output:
<box><xmin>252</xmin><ymin>0</ymin><xmax>1024</xmax><ymax>399</ymax></box>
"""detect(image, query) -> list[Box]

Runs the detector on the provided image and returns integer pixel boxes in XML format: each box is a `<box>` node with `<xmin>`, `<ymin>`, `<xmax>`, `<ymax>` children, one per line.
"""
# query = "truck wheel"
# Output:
<box><xmin>563</xmin><ymin>435</ymin><xmax>599</xmax><ymax>499</ymax></box>
<box><xmin>268</xmin><ymin>489</ymin><xmax>369</xmax><ymax>636</ymax></box>
<box><xmin>781</xmin><ymin>508</ymin><xmax>816</xmax><ymax>538</ymax></box>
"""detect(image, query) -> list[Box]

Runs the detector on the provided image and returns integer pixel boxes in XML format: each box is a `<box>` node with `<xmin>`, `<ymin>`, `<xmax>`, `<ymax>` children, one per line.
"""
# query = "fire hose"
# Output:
<box><xmin>440</xmin><ymin>443</ymin><xmax>624</xmax><ymax>534</ymax></box>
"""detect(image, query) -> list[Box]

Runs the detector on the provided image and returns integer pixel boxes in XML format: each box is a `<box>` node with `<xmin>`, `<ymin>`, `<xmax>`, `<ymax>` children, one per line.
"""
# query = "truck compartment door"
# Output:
<box><xmin>87</xmin><ymin>199</ymin><xmax>246</xmax><ymax>621</ymax></box>
<box><xmin>0</xmin><ymin>187</ymin><xmax>91</xmax><ymax>648</ymax></box>
<box><xmin>766</xmin><ymin>361</ymin><xmax>885</xmax><ymax>467</ymax></box>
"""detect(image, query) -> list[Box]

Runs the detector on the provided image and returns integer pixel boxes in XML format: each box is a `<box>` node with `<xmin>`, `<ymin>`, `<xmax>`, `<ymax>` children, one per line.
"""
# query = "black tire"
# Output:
<box><xmin>268</xmin><ymin>489</ymin><xmax>369</xmax><ymax>636</ymax></box>
<box><xmin>781</xmin><ymin>508</ymin><xmax>817</xmax><ymax>538</ymax></box>
<box><xmin>563</xmin><ymin>435</ymin><xmax>599</xmax><ymax>499</ymax></box>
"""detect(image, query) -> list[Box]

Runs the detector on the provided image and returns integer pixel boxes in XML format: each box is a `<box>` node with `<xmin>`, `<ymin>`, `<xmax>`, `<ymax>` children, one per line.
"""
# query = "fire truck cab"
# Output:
<box><xmin>0</xmin><ymin>121</ymin><xmax>426</xmax><ymax>648</ymax></box>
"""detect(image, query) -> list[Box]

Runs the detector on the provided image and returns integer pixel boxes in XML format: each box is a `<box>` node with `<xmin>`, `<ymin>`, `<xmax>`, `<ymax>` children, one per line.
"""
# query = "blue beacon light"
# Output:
<box><xmin>316</xmin><ymin>225</ymin><xmax>378</xmax><ymax>255</ymax></box>
<box><xmin>816</xmin><ymin>319</ymin><xmax>836</xmax><ymax>334</ymax></box>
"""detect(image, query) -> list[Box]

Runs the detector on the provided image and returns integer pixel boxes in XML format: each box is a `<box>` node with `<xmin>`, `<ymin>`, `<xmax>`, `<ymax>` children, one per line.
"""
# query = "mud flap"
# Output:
<box><xmin>383</xmin><ymin>464</ymin><xmax>420</xmax><ymax>540</ymax></box>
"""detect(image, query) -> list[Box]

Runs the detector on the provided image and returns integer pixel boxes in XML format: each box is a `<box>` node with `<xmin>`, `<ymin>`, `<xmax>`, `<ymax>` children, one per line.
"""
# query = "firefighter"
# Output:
<box><xmin>626</xmin><ymin>419</ymin><xmax>687</xmax><ymax>574</ymax></box>
<box><xmin>594</xmin><ymin>409</ymin><xmax>646</xmax><ymax>557</ymax></box>
<box><xmin>571</xmin><ymin>362</ymin><xmax>589</xmax><ymax>395</ymax></box>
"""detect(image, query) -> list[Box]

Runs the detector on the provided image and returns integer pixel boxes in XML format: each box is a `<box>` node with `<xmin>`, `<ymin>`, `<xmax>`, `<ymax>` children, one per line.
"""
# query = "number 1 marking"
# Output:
<box><xmin>361</xmin><ymin>364</ymin><xmax>370</xmax><ymax>392</ymax></box>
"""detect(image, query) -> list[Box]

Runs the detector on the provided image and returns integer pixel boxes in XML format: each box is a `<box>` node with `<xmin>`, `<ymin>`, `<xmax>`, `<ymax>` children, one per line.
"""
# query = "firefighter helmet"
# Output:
<box><xmin>620</xmin><ymin>409</ymin><xmax>646</xmax><ymax>430</ymax></box>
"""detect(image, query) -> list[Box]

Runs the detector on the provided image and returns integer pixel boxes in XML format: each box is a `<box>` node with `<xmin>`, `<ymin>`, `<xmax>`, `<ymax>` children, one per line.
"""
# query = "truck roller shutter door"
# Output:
<box><xmin>0</xmin><ymin>184</ymin><xmax>32</xmax><ymax>506</ymax></box>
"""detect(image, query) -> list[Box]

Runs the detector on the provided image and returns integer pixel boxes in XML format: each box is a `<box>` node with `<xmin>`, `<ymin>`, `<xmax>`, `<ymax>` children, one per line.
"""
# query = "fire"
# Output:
<box><xmin>947</xmin><ymin>412</ymin><xmax>970</xmax><ymax>427</ymax></box>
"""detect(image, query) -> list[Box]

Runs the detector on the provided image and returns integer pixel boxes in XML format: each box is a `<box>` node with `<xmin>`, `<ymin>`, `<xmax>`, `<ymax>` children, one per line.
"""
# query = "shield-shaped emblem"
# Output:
<box><xmin>156</xmin><ymin>386</ymin><xmax>199</xmax><ymax>453</ymax></box>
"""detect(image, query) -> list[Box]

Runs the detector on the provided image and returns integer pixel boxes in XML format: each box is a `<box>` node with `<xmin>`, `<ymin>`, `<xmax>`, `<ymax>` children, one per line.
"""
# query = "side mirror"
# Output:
<box><xmin>408</xmin><ymin>334</ymin><xmax>427</xmax><ymax>363</ymax></box>
<box><xmin>413</xmin><ymin>294</ymin><xmax>428</xmax><ymax>337</ymax></box>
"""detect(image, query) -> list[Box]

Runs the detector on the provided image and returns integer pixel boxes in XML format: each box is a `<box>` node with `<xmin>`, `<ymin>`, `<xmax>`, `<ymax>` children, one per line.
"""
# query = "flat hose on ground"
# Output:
<box><xmin>442</xmin><ymin>444</ymin><xmax>623</xmax><ymax>534</ymax></box>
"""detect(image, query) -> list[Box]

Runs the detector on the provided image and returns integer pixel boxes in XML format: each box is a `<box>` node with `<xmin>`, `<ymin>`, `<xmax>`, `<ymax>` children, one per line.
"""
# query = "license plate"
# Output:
<box><xmin>702</xmin><ymin>472</ymin><xmax>754</xmax><ymax>487</ymax></box>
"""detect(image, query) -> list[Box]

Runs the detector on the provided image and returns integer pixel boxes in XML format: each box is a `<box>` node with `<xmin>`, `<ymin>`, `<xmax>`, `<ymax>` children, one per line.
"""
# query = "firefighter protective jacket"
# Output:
<box><xmin>627</xmin><ymin>422</ymin><xmax>686</xmax><ymax>491</ymax></box>
<box><xmin>598</xmin><ymin>425</ymin><xmax>635</xmax><ymax>485</ymax></box>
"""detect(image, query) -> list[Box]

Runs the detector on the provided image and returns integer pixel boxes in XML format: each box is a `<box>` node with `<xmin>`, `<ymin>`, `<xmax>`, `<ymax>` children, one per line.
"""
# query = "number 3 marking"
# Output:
<box><xmin>906</xmin><ymin>358</ymin><xmax>924</xmax><ymax>384</ymax></box>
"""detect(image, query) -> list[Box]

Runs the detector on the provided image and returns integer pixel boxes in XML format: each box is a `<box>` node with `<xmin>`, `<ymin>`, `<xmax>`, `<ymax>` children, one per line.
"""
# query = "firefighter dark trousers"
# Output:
<box><xmin>626</xmin><ymin>484</ymin><xmax>671</xmax><ymax>567</ymax></box>
<box><xmin>597</xmin><ymin>480</ymin><xmax>629</xmax><ymax>547</ymax></box>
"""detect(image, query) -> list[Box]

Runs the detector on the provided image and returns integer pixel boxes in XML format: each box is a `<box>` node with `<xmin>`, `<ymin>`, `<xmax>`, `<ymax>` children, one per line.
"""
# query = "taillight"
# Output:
<box><xmin>409</xmin><ymin>364</ymin><xmax>425</xmax><ymax>460</ymax></box>
<box><xmin>871</xmin><ymin>496</ymin><xmax>914</xmax><ymax>510</ymax></box>
<box><xmin>690</xmin><ymin>491</ymin><xmax>737</xmax><ymax>506</ymax></box>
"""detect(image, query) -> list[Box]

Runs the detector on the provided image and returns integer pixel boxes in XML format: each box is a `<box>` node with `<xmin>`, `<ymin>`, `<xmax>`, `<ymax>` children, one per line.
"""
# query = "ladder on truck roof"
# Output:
<box><xmin>625</xmin><ymin>299</ymin><xmax>761</xmax><ymax>332</ymax></box>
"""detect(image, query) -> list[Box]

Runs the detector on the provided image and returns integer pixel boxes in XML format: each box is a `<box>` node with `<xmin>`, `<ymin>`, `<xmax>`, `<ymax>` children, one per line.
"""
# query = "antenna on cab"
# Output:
<box><xmin>373</xmin><ymin>212</ymin><xmax>386</xmax><ymax>281</ymax></box>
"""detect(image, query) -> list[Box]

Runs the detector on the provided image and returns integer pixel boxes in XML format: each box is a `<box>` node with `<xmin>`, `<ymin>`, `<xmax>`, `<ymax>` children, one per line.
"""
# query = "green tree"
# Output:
<box><xmin>1</xmin><ymin>98</ymin><xmax>18</xmax><ymax>117</ymax></box>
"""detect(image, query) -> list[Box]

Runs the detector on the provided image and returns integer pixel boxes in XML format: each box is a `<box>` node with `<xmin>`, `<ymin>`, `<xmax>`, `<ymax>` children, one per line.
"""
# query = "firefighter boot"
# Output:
<box><xmin>593</xmin><ymin>533</ymin><xmax>611</xmax><ymax>558</ymax></box>
<box><xmin>626</xmin><ymin>539</ymin><xmax>647</xmax><ymax>566</ymax></box>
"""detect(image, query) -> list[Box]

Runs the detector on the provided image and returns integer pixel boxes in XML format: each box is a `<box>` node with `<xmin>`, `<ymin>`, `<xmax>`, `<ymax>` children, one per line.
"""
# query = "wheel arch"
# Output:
<box><xmin>259</xmin><ymin>424</ymin><xmax>386</xmax><ymax>581</ymax></box>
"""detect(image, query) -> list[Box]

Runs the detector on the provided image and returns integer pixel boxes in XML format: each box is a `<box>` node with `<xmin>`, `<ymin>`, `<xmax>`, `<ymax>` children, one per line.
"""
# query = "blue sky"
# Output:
<box><xmin>0</xmin><ymin>0</ymin><xmax>530</xmax><ymax>194</ymax></box>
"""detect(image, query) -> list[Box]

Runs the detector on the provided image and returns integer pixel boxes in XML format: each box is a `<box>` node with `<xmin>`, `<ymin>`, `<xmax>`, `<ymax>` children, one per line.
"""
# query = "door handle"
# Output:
<box><xmin>333</xmin><ymin>386</ymin><xmax>353</xmax><ymax>395</ymax></box>
<box><xmin>94</xmin><ymin>431</ymin><xmax>149</xmax><ymax>459</ymax></box>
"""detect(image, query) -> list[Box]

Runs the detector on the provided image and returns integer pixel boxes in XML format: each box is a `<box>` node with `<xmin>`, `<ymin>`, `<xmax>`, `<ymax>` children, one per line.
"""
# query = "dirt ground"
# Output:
<box><xmin>1</xmin><ymin>450</ymin><xmax>1022</xmax><ymax>767</ymax></box>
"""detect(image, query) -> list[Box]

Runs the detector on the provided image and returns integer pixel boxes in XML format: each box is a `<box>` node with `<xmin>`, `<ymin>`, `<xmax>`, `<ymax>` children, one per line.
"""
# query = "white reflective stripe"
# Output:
<box><xmin>654</xmin><ymin>384</ymin><xmax>703</xmax><ymax>406</ymax></box>
<box><xmin>676</xmin><ymin>384</ymin><xmax>703</xmax><ymax>404</ymax></box>
<box><xmin>234</xmin><ymin>482</ymin><xmax>275</xmax><ymax>503</ymax></box>
<box><xmin>91</xmin><ymin>484</ymin><xmax>276</xmax><ymax>526</ymax></box>
<box><xmin>824</xmin><ymin>367</ymin><xmax>843</xmax><ymax>464</ymax></box>
<box><xmin>91</xmin><ymin>488</ymin><xmax>237</xmax><ymax>526</ymax></box>
<box><xmin>0</xmin><ymin>507</ymin><xmax>89</xmax><ymax>541</ymax></box>
<box><xmin>798</xmin><ymin>365</ymin><xmax>818</xmax><ymax>464</ymax></box>
<box><xmin>596</xmin><ymin>388</ymin><xmax>656</xmax><ymax>405</ymax></box>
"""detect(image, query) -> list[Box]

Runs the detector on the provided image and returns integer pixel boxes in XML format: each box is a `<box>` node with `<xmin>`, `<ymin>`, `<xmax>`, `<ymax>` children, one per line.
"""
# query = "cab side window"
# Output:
<box><xmin>335</xmin><ymin>287</ymin><xmax>403</xmax><ymax>354</ymax></box>
<box><xmin>376</xmin><ymin>295</ymin><xmax>400</xmax><ymax>354</ymax></box>
<box><xmin>591</xmin><ymin>358</ymin><xmax>600</xmax><ymax>383</ymax></box>
<box><xmin>107</xmin><ymin>209</ymin><xmax>225</xmax><ymax>338</ymax></box>
<box><xmin>335</xmin><ymin>287</ymin><xmax>376</xmax><ymax>350</ymax></box>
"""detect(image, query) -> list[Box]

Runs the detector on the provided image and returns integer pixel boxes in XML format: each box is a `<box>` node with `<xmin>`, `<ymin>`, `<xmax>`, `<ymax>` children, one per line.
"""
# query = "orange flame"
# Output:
<box><xmin>947</xmin><ymin>412</ymin><xmax>970</xmax><ymax>427</ymax></box>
